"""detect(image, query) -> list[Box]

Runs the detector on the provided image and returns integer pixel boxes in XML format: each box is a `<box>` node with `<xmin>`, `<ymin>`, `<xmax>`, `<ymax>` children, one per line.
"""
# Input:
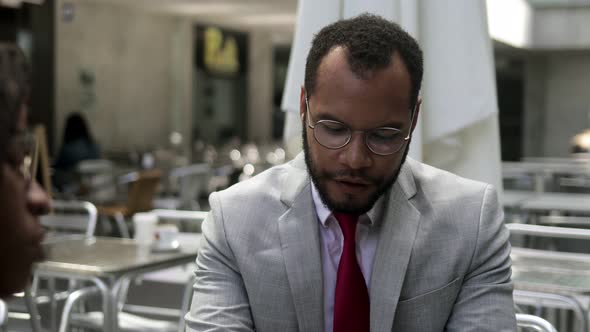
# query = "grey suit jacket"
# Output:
<box><xmin>185</xmin><ymin>154</ymin><xmax>516</xmax><ymax>331</ymax></box>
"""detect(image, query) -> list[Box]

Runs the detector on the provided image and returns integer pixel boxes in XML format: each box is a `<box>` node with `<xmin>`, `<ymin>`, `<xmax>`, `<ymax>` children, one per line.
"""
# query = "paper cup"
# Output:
<box><xmin>133</xmin><ymin>212</ymin><xmax>158</xmax><ymax>246</ymax></box>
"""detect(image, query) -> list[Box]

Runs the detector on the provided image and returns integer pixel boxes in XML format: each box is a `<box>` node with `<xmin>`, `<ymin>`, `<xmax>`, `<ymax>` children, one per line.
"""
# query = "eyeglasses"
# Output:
<box><xmin>7</xmin><ymin>130</ymin><xmax>36</xmax><ymax>183</ymax></box>
<box><xmin>304</xmin><ymin>94</ymin><xmax>415</xmax><ymax>156</ymax></box>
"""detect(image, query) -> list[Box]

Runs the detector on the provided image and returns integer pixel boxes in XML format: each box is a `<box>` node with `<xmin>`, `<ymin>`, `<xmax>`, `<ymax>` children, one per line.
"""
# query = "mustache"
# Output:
<box><xmin>322</xmin><ymin>169</ymin><xmax>379</xmax><ymax>184</ymax></box>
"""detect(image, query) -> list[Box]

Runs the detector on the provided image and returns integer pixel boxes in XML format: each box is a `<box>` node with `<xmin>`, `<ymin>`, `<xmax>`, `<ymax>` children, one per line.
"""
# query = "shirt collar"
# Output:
<box><xmin>311</xmin><ymin>181</ymin><xmax>385</xmax><ymax>227</ymax></box>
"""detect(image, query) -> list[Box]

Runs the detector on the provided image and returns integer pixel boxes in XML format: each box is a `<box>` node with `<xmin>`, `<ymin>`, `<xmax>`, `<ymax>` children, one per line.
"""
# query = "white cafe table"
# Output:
<box><xmin>519</xmin><ymin>192</ymin><xmax>590</xmax><ymax>215</ymax></box>
<box><xmin>502</xmin><ymin>190</ymin><xmax>537</xmax><ymax>209</ymax></box>
<box><xmin>34</xmin><ymin>235</ymin><xmax>201</xmax><ymax>332</ymax></box>
<box><xmin>503</xmin><ymin>161</ymin><xmax>590</xmax><ymax>176</ymax></box>
<box><xmin>503</xmin><ymin>161</ymin><xmax>590</xmax><ymax>192</ymax></box>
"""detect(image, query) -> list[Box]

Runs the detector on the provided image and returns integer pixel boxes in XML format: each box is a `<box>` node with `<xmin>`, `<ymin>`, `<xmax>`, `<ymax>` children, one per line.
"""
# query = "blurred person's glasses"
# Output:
<box><xmin>304</xmin><ymin>93</ymin><xmax>416</xmax><ymax>156</ymax></box>
<box><xmin>7</xmin><ymin>130</ymin><xmax>36</xmax><ymax>183</ymax></box>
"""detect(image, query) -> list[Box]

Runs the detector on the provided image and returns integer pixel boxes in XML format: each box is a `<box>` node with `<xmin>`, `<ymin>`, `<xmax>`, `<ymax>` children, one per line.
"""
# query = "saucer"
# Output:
<box><xmin>151</xmin><ymin>240</ymin><xmax>180</xmax><ymax>252</ymax></box>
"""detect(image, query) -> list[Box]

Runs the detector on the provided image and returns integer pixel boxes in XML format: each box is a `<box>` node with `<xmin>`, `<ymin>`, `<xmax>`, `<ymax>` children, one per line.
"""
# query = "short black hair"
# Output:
<box><xmin>304</xmin><ymin>13</ymin><xmax>423</xmax><ymax>109</ymax></box>
<box><xmin>0</xmin><ymin>43</ymin><xmax>30</xmax><ymax>165</ymax></box>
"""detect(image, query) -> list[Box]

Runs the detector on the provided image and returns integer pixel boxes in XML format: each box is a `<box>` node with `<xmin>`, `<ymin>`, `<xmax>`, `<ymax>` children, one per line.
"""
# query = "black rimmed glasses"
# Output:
<box><xmin>304</xmin><ymin>93</ymin><xmax>415</xmax><ymax>156</ymax></box>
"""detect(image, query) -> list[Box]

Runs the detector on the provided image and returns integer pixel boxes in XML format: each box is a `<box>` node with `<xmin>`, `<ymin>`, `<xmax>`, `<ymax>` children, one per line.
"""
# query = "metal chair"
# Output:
<box><xmin>508</xmin><ymin>223</ymin><xmax>590</xmax><ymax>332</ymax></box>
<box><xmin>58</xmin><ymin>275</ymin><xmax>196</xmax><ymax>332</ymax></box>
<box><xmin>154</xmin><ymin>164</ymin><xmax>210</xmax><ymax>211</ymax></box>
<box><xmin>40</xmin><ymin>200</ymin><xmax>99</xmax><ymax>326</ymax></box>
<box><xmin>41</xmin><ymin>199</ymin><xmax>98</xmax><ymax>238</ymax></box>
<box><xmin>516</xmin><ymin>313</ymin><xmax>558</xmax><ymax>332</ymax></box>
<box><xmin>3</xmin><ymin>287</ymin><xmax>43</xmax><ymax>332</ymax></box>
<box><xmin>4</xmin><ymin>200</ymin><xmax>98</xmax><ymax>331</ymax></box>
<box><xmin>57</xmin><ymin>212</ymin><xmax>201</xmax><ymax>332</ymax></box>
<box><xmin>98</xmin><ymin>169</ymin><xmax>162</xmax><ymax>238</ymax></box>
<box><xmin>514</xmin><ymin>289</ymin><xmax>586</xmax><ymax>332</ymax></box>
<box><xmin>77</xmin><ymin>159</ymin><xmax>117</xmax><ymax>203</ymax></box>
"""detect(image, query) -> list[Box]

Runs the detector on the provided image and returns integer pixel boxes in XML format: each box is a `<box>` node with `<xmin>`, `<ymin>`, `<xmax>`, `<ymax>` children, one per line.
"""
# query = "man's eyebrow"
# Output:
<box><xmin>378</xmin><ymin>120</ymin><xmax>406</xmax><ymax>129</ymax></box>
<box><xmin>312</xmin><ymin>111</ymin><xmax>343</xmax><ymax>123</ymax></box>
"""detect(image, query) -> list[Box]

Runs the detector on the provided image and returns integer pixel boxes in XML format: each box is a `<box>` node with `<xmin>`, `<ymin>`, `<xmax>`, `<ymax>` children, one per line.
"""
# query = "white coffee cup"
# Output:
<box><xmin>133</xmin><ymin>212</ymin><xmax>158</xmax><ymax>246</ymax></box>
<box><xmin>154</xmin><ymin>224</ymin><xmax>179</xmax><ymax>249</ymax></box>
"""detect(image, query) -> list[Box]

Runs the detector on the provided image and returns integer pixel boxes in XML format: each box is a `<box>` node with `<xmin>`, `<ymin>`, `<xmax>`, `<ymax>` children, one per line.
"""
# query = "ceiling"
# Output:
<box><xmin>526</xmin><ymin>0</ymin><xmax>590</xmax><ymax>8</ymax></box>
<box><xmin>89</xmin><ymin>0</ymin><xmax>299</xmax><ymax>35</ymax></box>
<box><xmin>89</xmin><ymin>0</ymin><xmax>590</xmax><ymax>44</ymax></box>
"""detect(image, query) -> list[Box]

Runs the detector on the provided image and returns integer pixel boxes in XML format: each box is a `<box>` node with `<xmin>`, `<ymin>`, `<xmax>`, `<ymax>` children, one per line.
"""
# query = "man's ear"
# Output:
<box><xmin>410</xmin><ymin>97</ymin><xmax>421</xmax><ymax>133</ymax></box>
<box><xmin>299</xmin><ymin>86</ymin><xmax>306</xmax><ymax>122</ymax></box>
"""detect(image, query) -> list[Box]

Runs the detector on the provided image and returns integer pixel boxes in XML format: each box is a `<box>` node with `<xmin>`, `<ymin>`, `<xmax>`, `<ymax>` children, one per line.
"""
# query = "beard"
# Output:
<box><xmin>302</xmin><ymin>119</ymin><xmax>410</xmax><ymax>215</ymax></box>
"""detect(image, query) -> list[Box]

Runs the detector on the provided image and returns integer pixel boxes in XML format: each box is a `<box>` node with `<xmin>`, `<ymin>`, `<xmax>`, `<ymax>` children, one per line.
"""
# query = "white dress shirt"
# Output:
<box><xmin>311</xmin><ymin>183</ymin><xmax>385</xmax><ymax>332</ymax></box>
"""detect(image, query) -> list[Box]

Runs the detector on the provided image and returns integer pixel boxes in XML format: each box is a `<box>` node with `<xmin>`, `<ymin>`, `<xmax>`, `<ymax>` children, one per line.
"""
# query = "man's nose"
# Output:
<box><xmin>27</xmin><ymin>180</ymin><xmax>50</xmax><ymax>216</ymax></box>
<box><xmin>340</xmin><ymin>132</ymin><xmax>372</xmax><ymax>170</ymax></box>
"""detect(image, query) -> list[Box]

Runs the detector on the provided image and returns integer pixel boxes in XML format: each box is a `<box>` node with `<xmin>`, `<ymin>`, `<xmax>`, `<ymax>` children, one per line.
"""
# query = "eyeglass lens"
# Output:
<box><xmin>313</xmin><ymin>121</ymin><xmax>405</xmax><ymax>155</ymax></box>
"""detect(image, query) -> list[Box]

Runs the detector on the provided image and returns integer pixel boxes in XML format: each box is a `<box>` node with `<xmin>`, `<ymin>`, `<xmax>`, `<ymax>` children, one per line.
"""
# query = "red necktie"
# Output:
<box><xmin>333</xmin><ymin>213</ymin><xmax>370</xmax><ymax>332</ymax></box>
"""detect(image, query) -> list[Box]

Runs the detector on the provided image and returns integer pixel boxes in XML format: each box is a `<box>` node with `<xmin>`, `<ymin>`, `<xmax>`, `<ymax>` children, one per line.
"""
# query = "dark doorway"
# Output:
<box><xmin>496</xmin><ymin>54</ymin><xmax>525</xmax><ymax>161</ymax></box>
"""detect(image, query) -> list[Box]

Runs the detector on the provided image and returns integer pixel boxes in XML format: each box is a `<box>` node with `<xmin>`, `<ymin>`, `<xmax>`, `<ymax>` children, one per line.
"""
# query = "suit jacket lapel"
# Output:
<box><xmin>278</xmin><ymin>154</ymin><xmax>324</xmax><ymax>332</ymax></box>
<box><xmin>370</xmin><ymin>160</ymin><xmax>422</xmax><ymax>332</ymax></box>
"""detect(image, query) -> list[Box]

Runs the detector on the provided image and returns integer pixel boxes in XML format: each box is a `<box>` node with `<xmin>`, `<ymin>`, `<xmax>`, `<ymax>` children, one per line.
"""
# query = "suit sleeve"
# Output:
<box><xmin>185</xmin><ymin>192</ymin><xmax>255</xmax><ymax>332</ymax></box>
<box><xmin>445</xmin><ymin>185</ymin><xmax>517</xmax><ymax>332</ymax></box>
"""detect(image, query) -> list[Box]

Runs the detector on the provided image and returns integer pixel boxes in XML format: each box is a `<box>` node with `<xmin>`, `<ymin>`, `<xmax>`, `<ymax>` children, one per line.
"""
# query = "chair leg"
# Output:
<box><xmin>114</xmin><ymin>212</ymin><xmax>131</xmax><ymax>238</ymax></box>
<box><xmin>24</xmin><ymin>286</ymin><xmax>42</xmax><ymax>332</ymax></box>
<box><xmin>116</xmin><ymin>278</ymin><xmax>132</xmax><ymax>312</ymax></box>
<box><xmin>58</xmin><ymin>286</ymin><xmax>99</xmax><ymax>332</ymax></box>
<box><xmin>178</xmin><ymin>275</ymin><xmax>196</xmax><ymax>332</ymax></box>
<box><xmin>0</xmin><ymin>299</ymin><xmax>7</xmax><ymax>331</ymax></box>
<box><xmin>97</xmin><ymin>215</ymin><xmax>112</xmax><ymax>236</ymax></box>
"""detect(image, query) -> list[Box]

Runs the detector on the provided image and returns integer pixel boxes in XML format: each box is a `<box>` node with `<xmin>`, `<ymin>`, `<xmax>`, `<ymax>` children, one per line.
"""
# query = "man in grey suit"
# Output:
<box><xmin>186</xmin><ymin>14</ymin><xmax>516</xmax><ymax>332</ymax></box>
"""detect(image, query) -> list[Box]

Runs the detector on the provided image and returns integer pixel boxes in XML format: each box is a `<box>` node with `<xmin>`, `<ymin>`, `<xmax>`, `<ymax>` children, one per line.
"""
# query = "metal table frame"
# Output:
<box><xmin>33</xmin><ymin>236</ymin><xmax>199</xmax><ymax>332</ymax></box>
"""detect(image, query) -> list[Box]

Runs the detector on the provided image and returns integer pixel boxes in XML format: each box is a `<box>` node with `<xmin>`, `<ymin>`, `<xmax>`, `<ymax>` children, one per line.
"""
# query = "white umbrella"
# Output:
<box><xmin>281</xmin><ymin>0</ymin><xmax>503</xmax><ymax>195</ymax></box>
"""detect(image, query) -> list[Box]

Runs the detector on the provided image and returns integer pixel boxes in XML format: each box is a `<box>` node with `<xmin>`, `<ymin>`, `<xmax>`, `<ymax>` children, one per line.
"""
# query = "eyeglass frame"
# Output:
<box><xmin>5</xmin><ymin>129</ymin><xmax>36</xmax><ymax>185</ymax></box>
<box><xmin>304</xmin><ymin>92</ymin><xmax>417</xmax><ymax>156</ymax></box>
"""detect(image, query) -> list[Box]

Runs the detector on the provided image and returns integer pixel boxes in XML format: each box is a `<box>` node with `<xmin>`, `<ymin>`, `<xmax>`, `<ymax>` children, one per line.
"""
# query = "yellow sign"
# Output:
<box><xmin>204</xmin><ymin>27</ymin><xmax>240</xmax><ymax>74</ymax></box>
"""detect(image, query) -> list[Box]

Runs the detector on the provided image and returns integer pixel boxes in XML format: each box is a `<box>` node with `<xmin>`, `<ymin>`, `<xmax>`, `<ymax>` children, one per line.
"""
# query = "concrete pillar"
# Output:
<box><xmin>247</xmin><ymin>29</ymin><xmax>273</xmax><ymax>143</ymax></box>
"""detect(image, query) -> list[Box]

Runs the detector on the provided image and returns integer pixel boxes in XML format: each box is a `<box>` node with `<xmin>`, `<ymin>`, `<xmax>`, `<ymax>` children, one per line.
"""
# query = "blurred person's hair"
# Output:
<box><xmin>304</xmin><ymin>13</ymin><xmax>424</xmax><ymax>109</ymax></box>
<box><xmin>62</xmin><ymin>112</ymin><xmax>95</xmax><ymax>144</ymax></box>
<box><xmin>0</xmin><ymin>43</ymin><xmax>30</xmax><ymax>166</ymax></box>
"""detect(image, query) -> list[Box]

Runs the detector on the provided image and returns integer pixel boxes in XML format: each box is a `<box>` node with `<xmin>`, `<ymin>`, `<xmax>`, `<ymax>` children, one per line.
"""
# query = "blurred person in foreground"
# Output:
<box><xmin>0</xmin><ymin>43</ymin><xmax>50</xmax><ymax>298</ymax></box>
<box><xmin>186</xmin><ymin>14</ymin><xmax>515</xmax><ymax>332</ymax></box>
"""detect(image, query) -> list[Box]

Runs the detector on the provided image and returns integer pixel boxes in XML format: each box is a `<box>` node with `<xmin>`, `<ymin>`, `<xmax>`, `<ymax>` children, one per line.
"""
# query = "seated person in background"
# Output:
<box><xmin>186</xmin><ymin>14</ymin><xmax>515</xmax><ymax>331</ymax></box>
<box><xmin>0</xmin><ymin>43</ymin><xmax>50</xmax><ymax>298</ymax></box>
<box><xmin>52</xmin><ymin>112</ymin><xmax>100</xmax><ymax>191</ymax></box>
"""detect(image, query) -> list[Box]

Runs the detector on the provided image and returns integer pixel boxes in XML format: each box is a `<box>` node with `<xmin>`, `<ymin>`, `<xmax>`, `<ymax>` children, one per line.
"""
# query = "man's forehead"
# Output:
<box><xmin>314</xmin><ymin>47</ymin><xmax>410</xmax><ymax>92</ymax></box>
<box><xmin>312</xmin><ymin>47</ymin><xmax>412</xmax><ymax>109</ymax></box>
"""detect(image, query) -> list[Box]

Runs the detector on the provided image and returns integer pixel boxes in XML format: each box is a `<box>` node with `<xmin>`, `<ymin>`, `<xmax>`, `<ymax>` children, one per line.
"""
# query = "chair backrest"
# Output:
<box><xmin>77</xmin><ymin>159</ymin><xmax>117</xmax><ymax>202</ymax></box>
<box><xmin>509</xmin><ymin>224</ymin><xmax>590</xmax><ymax>332</ymax></box>
<box><xmin>40</xmin><ymin>200</ymin><xmax>98</xmax><ymax>238</ymax></box>
<box><xmin>126</xmin><ymin>170</ymin><xmax>162</xmax><ymax>214</ymax></box>
<box><xmin>170</xmin><ymin>164</ymin><xmax>210</xmax><ymax>209</ymax></box>
<box><xmin>514</xmin><ymin>289</ymin><xmax>587</xmax><ymax>332</ymax></box>
<box><xmin>516</xmin><ymin>314</ymin><xmax>557</xmax><ymax>332</ymax></box>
